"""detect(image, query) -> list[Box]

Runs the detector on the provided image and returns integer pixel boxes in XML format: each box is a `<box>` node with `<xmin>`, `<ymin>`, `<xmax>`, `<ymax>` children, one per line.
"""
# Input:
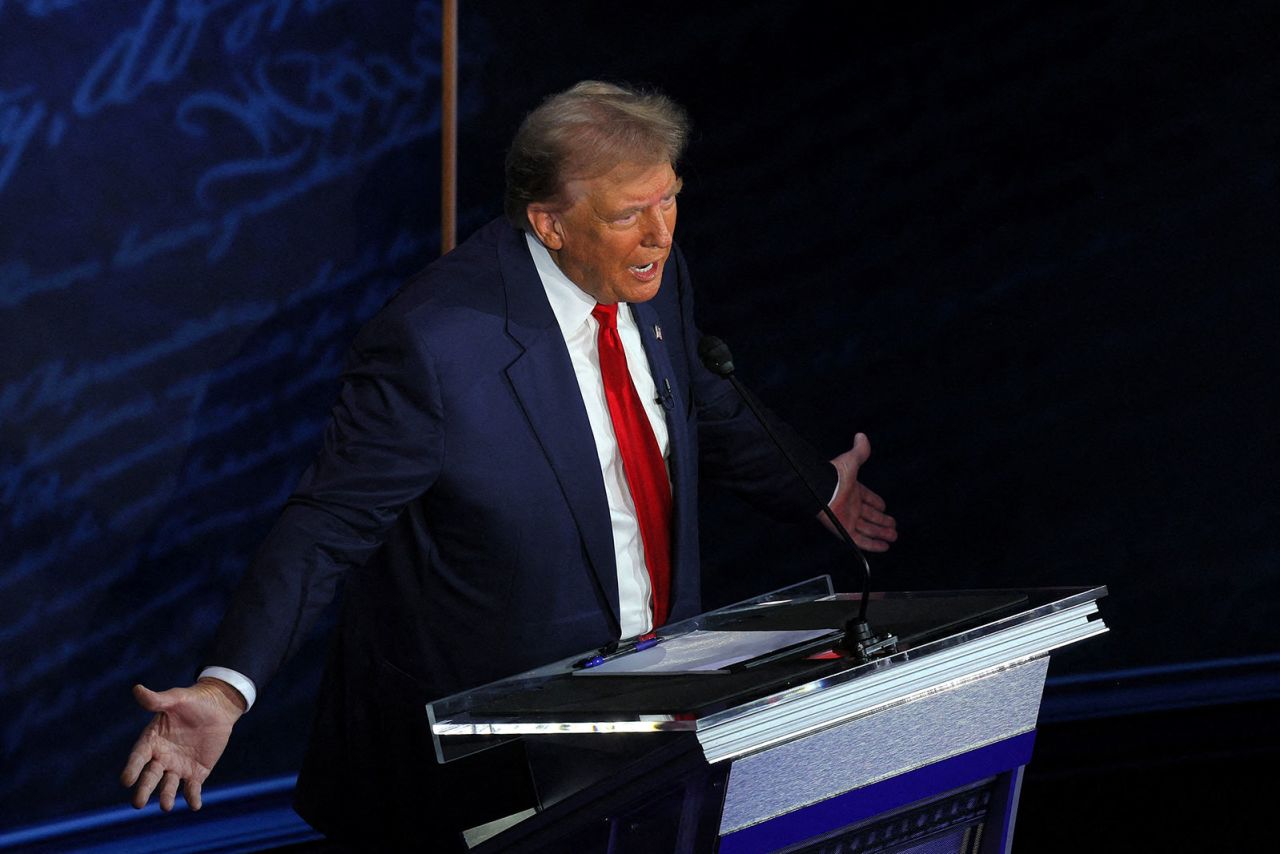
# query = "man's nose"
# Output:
<box><xmin>641</xmin><ymin>206</ymin><xmax>673</xmax><ymax>248</ymax></box>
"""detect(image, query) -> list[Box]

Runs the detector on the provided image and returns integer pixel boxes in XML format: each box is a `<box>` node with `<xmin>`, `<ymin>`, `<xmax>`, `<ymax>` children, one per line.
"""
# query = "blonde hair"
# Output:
<box><xmin>504</xmin><ymin>81</ymin><xmax>690</xmax><ymax>229</ymax></box>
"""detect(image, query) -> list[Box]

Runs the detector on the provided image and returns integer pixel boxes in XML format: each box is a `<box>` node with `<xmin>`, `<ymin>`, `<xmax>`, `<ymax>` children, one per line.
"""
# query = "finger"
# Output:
<box><xmin>120</xmin><ymin>737</ymin><xmax>152</xmax><ymax>787</ymax></box>
<box><xmin>855</xmin><ymin>501</ymin><xmax>896</xmax><ymax>527</ymax></box>
<box><xmin>184</xmin><ymin>778</ymin><xmax>204</xmax><ymax>811</ymax></box>
<box><xmin>853</xmin><ymin>533</ymin><xmax>892</xmax><ymax>553</ymax></box>
<box><xmin>158</xmin><ymin>770</ymin><xmax>182</xmax><ymax>812</ymax></box>
<box><xmin>132</xmin><ymin>760</ymin><xmax>165</xmax><ymax>809</ymax></box>
<box><xmin>857</xmin><ymin>519</ymin><xmax>898</xmax><ymax>542</ymax></box>
<box><xmin>860</xmin><ymin>512</ymin><xmax>901</xmax><ymax>537</ymax></box>
<box><xmin>132</xmin><ymin>684</ymin><xmax>171</xmax><ymax>713</ymax></box>
<box><xmin>861</xmin><ymin>487</ymin><xmax>887</xmax><ymax>510</ymax></box>
<box><xmin>850</xmin><ymin>433</ymin><xmax>871</xmax><ymax>465</ymax></box>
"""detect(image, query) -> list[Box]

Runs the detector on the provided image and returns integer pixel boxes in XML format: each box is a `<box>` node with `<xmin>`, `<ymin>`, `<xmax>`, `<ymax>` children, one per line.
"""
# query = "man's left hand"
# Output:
<box><xmin>822</xmin><ymin>432</ymin><xmax>897</xmax><ymax>552</ymax></box>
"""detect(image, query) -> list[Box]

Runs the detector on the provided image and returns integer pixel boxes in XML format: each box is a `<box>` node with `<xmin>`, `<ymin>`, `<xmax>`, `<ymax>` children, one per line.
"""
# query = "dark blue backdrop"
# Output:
<box><xmin>2</xmin><ymin>0</ymin><xmax>1277</xmax><ymax>841</ymax></box>
<box><xmin>0</xmin><ymin>0</ymin><xmax>469</xmax><ymax>830</ymax></box>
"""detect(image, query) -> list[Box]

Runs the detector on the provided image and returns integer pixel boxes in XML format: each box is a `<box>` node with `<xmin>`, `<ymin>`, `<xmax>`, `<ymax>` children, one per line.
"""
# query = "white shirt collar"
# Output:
<box><xmin>524</xmin><ymin>231</ymin><xmax>604</xmax><ymax>338</ymax></box>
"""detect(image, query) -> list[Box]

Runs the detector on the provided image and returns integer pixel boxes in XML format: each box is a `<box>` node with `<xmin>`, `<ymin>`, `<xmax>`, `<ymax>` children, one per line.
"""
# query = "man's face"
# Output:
<box><xmin>531</xmin><ymin>161</ymin><xmax>681</xmax><ymax>305</ymax></box>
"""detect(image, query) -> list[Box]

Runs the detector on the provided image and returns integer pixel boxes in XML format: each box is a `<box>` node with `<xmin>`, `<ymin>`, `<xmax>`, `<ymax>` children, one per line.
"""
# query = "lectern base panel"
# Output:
<box><xmin>718</xmin><ymin>732</ymin><xmax>1032</xmax><ymax>854</ymax></box>
<box><xmin>775</xmin><ymin>777</ymin><xmax>1001</xmax><ymax>854</ymax></box>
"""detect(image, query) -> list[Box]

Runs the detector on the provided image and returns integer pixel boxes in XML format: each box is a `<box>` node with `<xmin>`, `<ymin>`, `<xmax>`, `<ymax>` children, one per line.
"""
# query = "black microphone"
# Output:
<box><xmin>698</xmin><ymin>335</ymin><xmax>896</xmax><ymax>662</ymax></box>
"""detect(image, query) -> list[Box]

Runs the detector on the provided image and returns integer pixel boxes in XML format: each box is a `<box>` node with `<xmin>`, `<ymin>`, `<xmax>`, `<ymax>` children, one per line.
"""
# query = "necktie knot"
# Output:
<box><xmin>592</xmin><ymin>303</ymin><xmax>619</xmax><ymax>330</ymax></box>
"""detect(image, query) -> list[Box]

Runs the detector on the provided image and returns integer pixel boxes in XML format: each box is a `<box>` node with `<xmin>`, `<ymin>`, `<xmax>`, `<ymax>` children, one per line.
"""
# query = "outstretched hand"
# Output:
<box><xmin>823</xmin><ymin>432</ymin><xmax>897</xmax><ymax>552</ymax></box>
<box><xmin>121</xmin><ymin>679</ymin><xmax>244</xmax><ymax>811</ymax></box>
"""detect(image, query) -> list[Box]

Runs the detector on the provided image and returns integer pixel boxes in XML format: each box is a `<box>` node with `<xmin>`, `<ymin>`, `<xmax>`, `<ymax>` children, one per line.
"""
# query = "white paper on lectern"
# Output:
<box><xmin>577</xmin><ymin>629</ymin><xmax>835</xmax><ymax>675</ymax></box>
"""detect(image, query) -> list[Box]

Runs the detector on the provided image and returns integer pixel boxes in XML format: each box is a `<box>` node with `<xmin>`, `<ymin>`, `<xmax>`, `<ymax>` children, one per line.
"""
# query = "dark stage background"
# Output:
<box><xmin>2</xmin><ymin>1</ymin><xmax>1277</xmax><ymax>849</ymax></box>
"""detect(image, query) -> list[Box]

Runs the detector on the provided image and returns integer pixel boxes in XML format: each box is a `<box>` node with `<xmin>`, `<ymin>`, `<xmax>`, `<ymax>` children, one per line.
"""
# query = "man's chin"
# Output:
<box><xmin>617</xmin><ymin>284</ymin><xmax>660</xmax><ymax>305</ymax></box>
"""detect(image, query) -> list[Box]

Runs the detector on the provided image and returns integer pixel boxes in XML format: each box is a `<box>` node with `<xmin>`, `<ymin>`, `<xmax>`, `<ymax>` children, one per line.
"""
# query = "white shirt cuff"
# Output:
<box><xmin>198</xmin><ymin>666</ymin><xmax>257</xmax><ymax>712</ymax></box>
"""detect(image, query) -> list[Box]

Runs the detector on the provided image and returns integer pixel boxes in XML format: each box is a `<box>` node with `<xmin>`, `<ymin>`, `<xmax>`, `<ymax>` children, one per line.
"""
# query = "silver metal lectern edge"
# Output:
<box><xmin>697</xmin><ymin>600</ymin><xmax>1107</xmax><ymax>764</ymax></box>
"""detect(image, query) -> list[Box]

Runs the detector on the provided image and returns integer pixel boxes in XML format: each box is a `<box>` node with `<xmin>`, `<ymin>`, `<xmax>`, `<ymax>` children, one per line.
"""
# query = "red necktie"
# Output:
<box><xmin>592</xmin><ymin>303</ymin><xmax>673</xmax><ymax>627</ymax></box>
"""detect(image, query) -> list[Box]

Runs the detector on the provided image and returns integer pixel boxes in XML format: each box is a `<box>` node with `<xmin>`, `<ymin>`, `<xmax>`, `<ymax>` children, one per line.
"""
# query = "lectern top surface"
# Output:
<box><xmin>426</xmin><ymin>581</ymin><xmax>1106</xmax><ymax>763</ymax></box>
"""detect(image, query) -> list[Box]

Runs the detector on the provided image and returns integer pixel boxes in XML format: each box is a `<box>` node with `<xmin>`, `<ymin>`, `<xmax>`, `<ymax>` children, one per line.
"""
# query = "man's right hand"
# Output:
<box><xmin>120</xmin><ymin>678</ymin><xmax>245</xmax><ymax>811</ymax></box>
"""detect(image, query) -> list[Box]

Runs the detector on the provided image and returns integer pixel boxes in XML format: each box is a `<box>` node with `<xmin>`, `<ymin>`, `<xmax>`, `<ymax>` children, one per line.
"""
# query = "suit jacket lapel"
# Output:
<box><xmin>629</xmin><ymin>299</ymin><xmax>697</xmax><ymax>606</ymax></box>
<box><xmin>498</xmin><ymin>228</ymin><xmax>622</xmax><ymax>633</ymax></box>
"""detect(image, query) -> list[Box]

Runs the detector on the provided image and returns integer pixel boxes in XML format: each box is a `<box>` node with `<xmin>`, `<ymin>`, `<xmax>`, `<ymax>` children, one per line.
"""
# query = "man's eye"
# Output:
<box><xmin>614</xmin><ymin>213</ymin><xmax>638</xmax><ymax>225</ymax></box>
<box><xmin>660</xmin><ymin>196</ymin><xmax>677</xmax><ymax>208</ymax></box>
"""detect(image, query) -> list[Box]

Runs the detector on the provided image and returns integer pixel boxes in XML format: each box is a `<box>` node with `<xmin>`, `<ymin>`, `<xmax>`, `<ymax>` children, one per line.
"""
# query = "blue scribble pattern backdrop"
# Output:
<box><xmin>0</xmin><ymin>0</ymin><xmax>449</xmax><ymax>828</ymax></box>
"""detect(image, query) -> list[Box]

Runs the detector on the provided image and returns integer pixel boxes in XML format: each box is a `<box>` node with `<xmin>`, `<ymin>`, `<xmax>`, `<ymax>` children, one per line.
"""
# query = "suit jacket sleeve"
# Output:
<box><xmin>208</xmin><ymin>304</ymin><xmax>445</xmax><ymax>690</ymax></box>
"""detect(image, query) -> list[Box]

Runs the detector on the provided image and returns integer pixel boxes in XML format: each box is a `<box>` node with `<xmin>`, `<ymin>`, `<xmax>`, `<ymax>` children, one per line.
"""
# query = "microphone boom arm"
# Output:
<box><xmin>697</xmin><ymin>335</ymin><xmax>897</xmax><ymax>662</ymax></box>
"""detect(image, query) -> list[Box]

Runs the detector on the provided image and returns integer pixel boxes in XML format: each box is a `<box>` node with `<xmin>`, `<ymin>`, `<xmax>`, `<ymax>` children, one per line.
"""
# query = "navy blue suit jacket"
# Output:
<box><xmin>209</xmin><ymin>218</ymin><xmax>835</xmax><ymax>843</ymax></box>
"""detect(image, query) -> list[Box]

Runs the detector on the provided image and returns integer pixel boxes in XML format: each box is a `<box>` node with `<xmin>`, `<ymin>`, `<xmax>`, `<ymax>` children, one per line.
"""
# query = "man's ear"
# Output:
<box><xmin>527</xmin><ymin>207</ymin><xmax>563</xmax><ymax>250</ymax></box>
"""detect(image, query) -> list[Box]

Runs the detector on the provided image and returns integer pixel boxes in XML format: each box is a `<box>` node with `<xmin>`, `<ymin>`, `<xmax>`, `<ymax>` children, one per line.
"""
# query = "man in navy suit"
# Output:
<box><xmin>122</xmin><ymin>81</ymin><xmax>896</xmax><ymax>847</ymax></box>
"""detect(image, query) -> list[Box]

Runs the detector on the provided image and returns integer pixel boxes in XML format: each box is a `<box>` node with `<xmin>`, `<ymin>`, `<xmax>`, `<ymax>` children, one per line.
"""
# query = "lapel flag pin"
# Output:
<box><xmin>654</xmin><ymin>324</ymin><xmax>663</xmax><ymax>340</ymax></box>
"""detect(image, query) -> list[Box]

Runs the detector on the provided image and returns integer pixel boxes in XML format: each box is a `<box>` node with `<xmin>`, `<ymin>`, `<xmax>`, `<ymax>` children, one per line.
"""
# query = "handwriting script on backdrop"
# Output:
<box><xmin>1</xmin><ymin>0</ymin><xmax>459</xmax><ymax>814</ymax></box>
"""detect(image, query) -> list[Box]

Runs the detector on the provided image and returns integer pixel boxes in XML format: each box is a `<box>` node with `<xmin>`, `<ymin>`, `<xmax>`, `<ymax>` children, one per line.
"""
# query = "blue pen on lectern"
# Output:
<box><xmin>577</xmin><ymin>633</ymin><xmax>663</xmax><ymax>669</ymax></box>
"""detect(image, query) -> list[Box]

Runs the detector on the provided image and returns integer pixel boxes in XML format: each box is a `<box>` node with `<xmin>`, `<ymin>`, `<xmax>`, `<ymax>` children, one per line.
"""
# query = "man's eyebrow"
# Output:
<box><xmin>615</xmin><ymin>178</ymin><xmax>685</xmax><ymax>214</ymax></box>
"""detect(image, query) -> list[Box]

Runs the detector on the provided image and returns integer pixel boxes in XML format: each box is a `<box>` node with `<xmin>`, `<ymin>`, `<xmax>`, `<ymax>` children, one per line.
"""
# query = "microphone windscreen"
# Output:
<box><xmin>698</xmin><ymin>335</ymin><xmax>735</xmax><ymax>377</ymax></box>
